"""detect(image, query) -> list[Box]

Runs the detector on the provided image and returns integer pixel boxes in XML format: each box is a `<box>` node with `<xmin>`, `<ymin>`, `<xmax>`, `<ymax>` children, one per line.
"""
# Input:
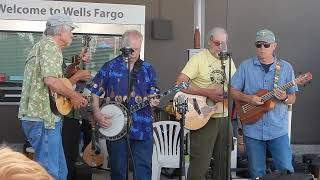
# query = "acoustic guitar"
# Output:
<box><xmin>235</xmin><ymin>72</ymin><xmax>312</xmax><ymax>124</ymax></box>
<box><xmin>83</xmin><ymin>94</ymin><xmax>105</xmax><ymax>167</ymax></box>
<box><xmin>173</xmin><ymin>84</ymin><xmax>228</xmax><ymax>130</ymax></box>
<box><xmin>49</xmin><ymin>78</ymin><xmax>73</xmax><ymax>115</ymax></box>
<box><xmin>49</xmin><ymin>35</ymin><xmax>91</xmax><ymax>115</ymax></box>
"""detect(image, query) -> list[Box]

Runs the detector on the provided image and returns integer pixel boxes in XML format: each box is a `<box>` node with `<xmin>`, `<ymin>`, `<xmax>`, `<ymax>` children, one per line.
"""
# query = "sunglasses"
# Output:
<box><xmin>255</xmin><ymin>42</ymin><xmax>271</xmax><ymax>48</ymax></box>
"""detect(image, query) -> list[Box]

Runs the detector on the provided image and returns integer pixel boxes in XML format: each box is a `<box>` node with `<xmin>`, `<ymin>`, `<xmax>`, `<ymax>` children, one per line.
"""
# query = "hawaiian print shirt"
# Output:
<box><xmin>89</xmin><ymin>55</ymin><xmax>158</xmax><ymax>140</ymax></box>
<box><xmin>19</xmin><ymin>37</ymin><xmax>63</xmax><ymax>129</ymax></box>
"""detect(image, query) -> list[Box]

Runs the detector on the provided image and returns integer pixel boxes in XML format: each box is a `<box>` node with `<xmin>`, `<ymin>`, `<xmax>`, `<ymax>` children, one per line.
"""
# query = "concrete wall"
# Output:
<box><xmin>225</xmin><ymin>0</ymin><xmax>319</xmax><ymax>144</ymax></box>
<box><xmin>103</xmin><ymin>0</ymin><xmax>319</xmax><ymax>144</ymax></box>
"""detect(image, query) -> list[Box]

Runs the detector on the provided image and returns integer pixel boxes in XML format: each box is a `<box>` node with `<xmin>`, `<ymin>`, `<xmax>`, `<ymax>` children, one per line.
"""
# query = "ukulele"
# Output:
<box><xmin>235</xmin><ymin>72</ymin><xmax>312</xmax><ymax>124</ymax></box>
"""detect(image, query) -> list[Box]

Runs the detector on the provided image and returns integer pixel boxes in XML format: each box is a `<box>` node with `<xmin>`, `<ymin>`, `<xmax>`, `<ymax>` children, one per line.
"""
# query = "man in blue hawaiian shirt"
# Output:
<box><xmin>89</xmin><ymin>30</ymin><xmax>159</xmax><ymax>180</ymax></box>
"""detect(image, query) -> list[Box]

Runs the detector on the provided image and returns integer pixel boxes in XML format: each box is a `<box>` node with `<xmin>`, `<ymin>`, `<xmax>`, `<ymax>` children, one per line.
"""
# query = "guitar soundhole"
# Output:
<box><xmin>206</xmin><ymin>98</ymin><xmax>215</xmax><ymax>107</ymax></box>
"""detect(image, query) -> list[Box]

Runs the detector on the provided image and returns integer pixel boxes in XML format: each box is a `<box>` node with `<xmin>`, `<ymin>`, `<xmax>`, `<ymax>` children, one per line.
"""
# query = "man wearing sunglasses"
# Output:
<box><xmin>176</xmin><ymin>27</ymin><xmax>236</xmax><ymax>180</ymax></box>
<box><xmin>230</xmin><ymin>29</ymin><xmax>297</xmax><ymax>179</ymax></box>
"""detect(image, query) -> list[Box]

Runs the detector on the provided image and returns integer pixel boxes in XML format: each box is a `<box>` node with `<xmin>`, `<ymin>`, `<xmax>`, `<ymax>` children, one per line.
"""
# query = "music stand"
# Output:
<box><xmin>120</xmin><ymin>47</ymin><xmax>134</xmax><ymax>180</ymax></box>
<box><xmin>175</xmin><ymin>96</ymin><xmax>188</xmax><ymax>180</ymax></box>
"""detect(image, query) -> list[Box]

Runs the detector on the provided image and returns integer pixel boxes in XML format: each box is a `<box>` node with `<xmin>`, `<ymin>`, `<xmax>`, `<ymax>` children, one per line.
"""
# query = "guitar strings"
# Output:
<box><xmin>241</xmin><ymin>80</ymin><xmax>297</xmax><ymax>112</ymax></box>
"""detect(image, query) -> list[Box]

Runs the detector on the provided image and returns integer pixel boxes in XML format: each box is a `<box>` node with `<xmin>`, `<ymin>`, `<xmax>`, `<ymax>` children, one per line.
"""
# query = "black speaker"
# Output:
<box><xmin>152</xmin><ymin>19</ymin><xmax>173</xmax><ymax>40</ymax></box>
<box><xmin>310</xmin><ymin>158</ymin><xmax>320</xmax><ymax>178</ymax></box>
<box><xmin>74</xmin><ymin>162</ymin><xmax>92</xmax><ymax>180</ymax></box>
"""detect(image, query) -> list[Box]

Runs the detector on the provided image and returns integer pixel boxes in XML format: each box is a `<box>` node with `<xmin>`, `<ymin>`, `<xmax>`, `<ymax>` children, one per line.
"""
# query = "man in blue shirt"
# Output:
<box><xmin>230</xmin><ymin>29</ymin><xmax>298</xmax><ymax>179</ymax></box>
<box><xmin>89</xmin><ymin>30</ymin><xmax>159</xmax><ymax>180</ymax></box>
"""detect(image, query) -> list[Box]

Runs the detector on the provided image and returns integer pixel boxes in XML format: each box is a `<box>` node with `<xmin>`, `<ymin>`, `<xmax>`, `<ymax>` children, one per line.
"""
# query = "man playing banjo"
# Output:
<box><xmin>89</xmin><ymin>30</ymin><xmax>160</xmax><ymax>180</ymax></box>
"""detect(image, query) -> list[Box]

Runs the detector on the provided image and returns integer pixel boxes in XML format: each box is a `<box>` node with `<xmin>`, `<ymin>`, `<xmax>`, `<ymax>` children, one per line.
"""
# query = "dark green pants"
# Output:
<box><xmin>187</xmin><ymin>117</ymin><xmax>232</xmax><ymax>180</ymax></box>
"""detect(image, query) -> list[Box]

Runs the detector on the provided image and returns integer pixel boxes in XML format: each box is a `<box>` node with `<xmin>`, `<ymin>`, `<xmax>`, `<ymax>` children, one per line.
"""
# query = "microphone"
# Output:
<box><xmin>218</xmin><ymin>41</ymin><xmax>230</xmax><ymax>60</ymax></box>
<box><xmin>176</xmin><ymin>94</ymin><xmax>188</xmax><ymax>115</ymax></box>
<box><xmin>120</xmin><ymin>47</ymin><xmax>134</xmax><ymax>58</ymax></box>
<box><xmin>177</xmin><ymin>94</ymin><xmax>186</xmax><ymax>105</ymax></box>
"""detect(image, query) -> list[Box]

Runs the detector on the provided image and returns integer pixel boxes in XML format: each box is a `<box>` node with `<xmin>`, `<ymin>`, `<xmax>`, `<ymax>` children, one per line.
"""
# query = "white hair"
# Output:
<box><xmin>43</xmin><ymin>25</ymin><xmax>72</xmax><ymax>37</ymax></box>
<box><xmin>206</xmin><ymin>27</ymin><xmax>228</xmax><ymax>42</ymax></box>
<box><xmin>121</xmin><ymin>30</ymin><xmax>143</xmax><ymax>48</ymax></box>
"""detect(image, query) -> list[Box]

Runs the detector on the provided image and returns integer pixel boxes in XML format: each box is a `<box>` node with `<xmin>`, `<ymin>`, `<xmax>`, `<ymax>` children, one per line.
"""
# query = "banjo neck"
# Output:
<box><xmin>130</xmin><ymin>81</ymin><xmax>189</xmax><ymax>113</ymax></box>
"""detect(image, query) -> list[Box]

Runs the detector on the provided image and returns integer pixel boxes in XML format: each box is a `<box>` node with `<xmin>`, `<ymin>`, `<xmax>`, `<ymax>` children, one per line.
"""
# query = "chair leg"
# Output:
<box><xmin>152</xmin><ymin>149</ymin><xmax>161</xmax><ymax>180</ymax></box>
<box><xmin>152</xmin><ymin>161</ymin><xmax>161</xmax><ymax>180</ymax></box>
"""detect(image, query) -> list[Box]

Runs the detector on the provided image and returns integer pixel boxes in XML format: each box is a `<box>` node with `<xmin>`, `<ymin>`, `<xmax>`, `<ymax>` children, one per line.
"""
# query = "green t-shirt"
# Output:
<box><xmin>19</xmin><ymin>37</ymin><xmax>63</xmax><ymax>129</ymax></box>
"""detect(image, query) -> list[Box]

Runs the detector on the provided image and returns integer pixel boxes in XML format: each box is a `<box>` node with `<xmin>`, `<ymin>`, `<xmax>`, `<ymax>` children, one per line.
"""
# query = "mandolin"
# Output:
<box><xmin>65</xmin><ymin>35</ymin><xmax>91</xmax><ymax>79</ymax></box>
<box><xmin>66</xmin><ymin>35</ymin><xmax>91</xmax><ymax>92</ymax></box>
<box><xmin>83</xmin><ymin>94</ymin><xmax>105</xmax><ymax>167</ymax></box>
<box><xmin>235</xmin><ymin>72</ymin><xmax>312</xmax><ymax>124</ymax></box>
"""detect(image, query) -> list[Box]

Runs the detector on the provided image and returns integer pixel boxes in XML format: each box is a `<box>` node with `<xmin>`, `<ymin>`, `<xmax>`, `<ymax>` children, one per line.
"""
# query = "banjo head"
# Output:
<box><xmin>99</xmin><ymin>102</ymin><xmax>128</xmax><ymax>141</ymax></box>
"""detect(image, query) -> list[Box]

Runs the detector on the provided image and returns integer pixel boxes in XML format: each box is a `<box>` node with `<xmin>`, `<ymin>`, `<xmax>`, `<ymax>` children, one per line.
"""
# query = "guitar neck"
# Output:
<box><xmin>81</xmin><ymin>47</ymin><xmax>89</xmax><ymax>70</ymax></box>
<box><xmin>261</xmin><ymin>79</ymin><xmax>296</xmax><ymax>102</ymax></box>
<box><xmin>89</xmin><ymin>114</ymin><xmax>97</xmax><ymax>150</ymax></box>
<box><xmin>81</xmin><ymin>34</ymin><xmax>90</xmax><ymax>70</ymax></box>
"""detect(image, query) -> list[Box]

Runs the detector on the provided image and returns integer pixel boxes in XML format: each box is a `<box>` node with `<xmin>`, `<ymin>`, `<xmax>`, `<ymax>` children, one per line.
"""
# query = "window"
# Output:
<box><xmin>0</xmin><ymin>31</ymin><xmax>122</xmax><ymax>82</ymax></box>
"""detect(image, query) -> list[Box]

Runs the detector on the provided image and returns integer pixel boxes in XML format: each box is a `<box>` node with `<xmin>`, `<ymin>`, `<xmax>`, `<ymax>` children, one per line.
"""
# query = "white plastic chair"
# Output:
<box><xmin>152</xmin><ymin>121</ymin><xmax>189</xmax><ymax>180</ymax></box>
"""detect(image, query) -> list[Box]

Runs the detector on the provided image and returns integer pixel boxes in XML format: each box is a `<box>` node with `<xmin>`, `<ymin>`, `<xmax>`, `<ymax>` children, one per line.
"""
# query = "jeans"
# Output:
<box><xmin>106</xmin><ymin>137</ymin><xmax>153</xmax><ymax>180</ymax></box>
<box><xmin>244</xmin><ymin>134</ymin><xmax>294</xmax><ymax>179</ymax></box>
<box><xmin>21</xmin><ymin>118</ymin><xmax>68</xmax><ymax>180</ymax></box>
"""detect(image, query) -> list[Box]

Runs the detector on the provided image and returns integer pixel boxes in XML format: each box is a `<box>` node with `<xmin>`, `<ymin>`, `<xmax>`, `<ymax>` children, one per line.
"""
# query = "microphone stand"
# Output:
<box><xmin>175</xmin><ymin>97</ymin><xmax>188</xmax><ymax>180</ymax></box>
<box><xmin>219</xmin><ymin>51</ymin><xmax>233</xmax><ymax>180</ymax></box>
<box><xmin>121</xmin><ymin>48</ymin><xmax>133</xmax><ymax>180</ymax></box>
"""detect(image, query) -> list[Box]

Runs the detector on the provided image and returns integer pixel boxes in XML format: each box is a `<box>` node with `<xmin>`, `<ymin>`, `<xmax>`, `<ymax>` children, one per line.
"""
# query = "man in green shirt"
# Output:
<box><xmin>18</xmin><ymin>14</ymin><xmax>90</xmax><ymax>180</ymax></box>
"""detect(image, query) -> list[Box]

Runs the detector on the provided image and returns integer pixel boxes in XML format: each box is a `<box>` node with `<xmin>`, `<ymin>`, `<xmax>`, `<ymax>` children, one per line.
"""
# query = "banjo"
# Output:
<box><xmin>99</xmin><ymin>81</ymin><xmax>189</xmax><ymax>141</ymax></box>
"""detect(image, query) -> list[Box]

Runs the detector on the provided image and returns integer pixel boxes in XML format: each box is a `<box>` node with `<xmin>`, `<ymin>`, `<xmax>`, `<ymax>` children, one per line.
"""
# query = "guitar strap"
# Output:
<box><xmin>237</xmin><ymin>58</ymin><xmax>281</xmax><ymax>133</ymax></box>
<box><xmin>273</xmin><ymin>58</ymin><xmax>281</xmax><ymax>88</ymax></box>
<box><xmin>129</xmin><ymin>59</ymin><xmax>143</xmax><ymax>92</ymax></box>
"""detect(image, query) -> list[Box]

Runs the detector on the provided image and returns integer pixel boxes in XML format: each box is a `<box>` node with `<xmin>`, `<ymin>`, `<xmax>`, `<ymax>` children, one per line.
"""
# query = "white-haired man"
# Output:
<box><xmin>176</xmin><ymin>27</ymin><xmax>236</xmax><ymax>180</ymax></box>
<box><xmin>19</xmin><ymin>14</ymin><xmax>90</xmax><ymax>180</ymax></box>
<box><xmin>89</xmin><ymin>30</ymin><xmax>160</xmax><ymax>180</ymax></box>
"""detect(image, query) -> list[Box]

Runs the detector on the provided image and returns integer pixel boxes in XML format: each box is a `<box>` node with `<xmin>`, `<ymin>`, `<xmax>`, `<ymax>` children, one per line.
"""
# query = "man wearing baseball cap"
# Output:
<box><xmin>46</xmin><ymin>14</ymin><xmax>79</xmax><ymax>29</ymax></box>
<box><xmin>230</xmin><ymin>29</ymin><xmax>298</xmax><ymax>179</ymax></box>
<box><xmin>19</xmin><ymin>14</ymin><xmax>90</xmax><ymax>180</ymax></box>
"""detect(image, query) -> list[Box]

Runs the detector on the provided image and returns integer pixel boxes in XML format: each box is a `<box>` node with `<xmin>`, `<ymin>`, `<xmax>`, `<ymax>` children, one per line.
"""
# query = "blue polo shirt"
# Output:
<box><xmin>231</xmin><ymin>57</ymin><xmax>298</xmax><ymax>140</ymax></box>
<box><xmin>89</xmin><ymin>55</ymin><xmax>157</xmax><ymax>140</ymax></box>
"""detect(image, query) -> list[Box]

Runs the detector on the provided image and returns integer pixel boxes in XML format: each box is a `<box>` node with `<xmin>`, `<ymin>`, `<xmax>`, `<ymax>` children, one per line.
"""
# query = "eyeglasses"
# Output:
<box><xmin>255</xmin><ymin>42</ymin><xmax>271</xmax><ymax>48</ymax></box>
<box><xmin>213</xmin><ymin>41</ymin><xmax>224</xmax><ymax>46</ymax></box>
